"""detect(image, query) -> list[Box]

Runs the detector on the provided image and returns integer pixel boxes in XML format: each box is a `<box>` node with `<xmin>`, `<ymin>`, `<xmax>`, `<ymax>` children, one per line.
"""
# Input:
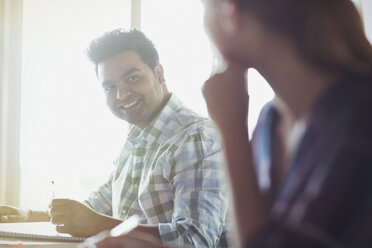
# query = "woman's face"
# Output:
<box><xmin>202</xmin><ymin>0</ymin><xmax>268</xmax><ymax>66</ymax></box>
<box><xmin>202</xmin><ymin>0</ymin><xmax>233</xmax><ymax>60</ymax></box>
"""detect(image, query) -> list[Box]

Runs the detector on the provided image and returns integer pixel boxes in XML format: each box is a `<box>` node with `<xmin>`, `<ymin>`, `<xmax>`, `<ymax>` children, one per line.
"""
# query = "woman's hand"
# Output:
<box><xmin>93</xmin><ymin>230</ymin><xmax>170</xmax><ymax>248</ymax></box>
<box><xmin>203</xmin><ymin>62</ymin><xmax>267</xmax><ymax>245</ymax></box>
<box><xmin>202</xmin><ymin>63</ymin><xmax>249</xmax><ymax>130</ymax></box>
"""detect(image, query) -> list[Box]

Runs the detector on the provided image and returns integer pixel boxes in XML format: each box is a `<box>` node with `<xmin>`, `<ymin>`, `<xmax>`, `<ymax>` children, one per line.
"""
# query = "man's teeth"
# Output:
<box><xmin>122</xmin><ymin>100</ymin><xmax>139</xmax><ymax>109</ymax></box>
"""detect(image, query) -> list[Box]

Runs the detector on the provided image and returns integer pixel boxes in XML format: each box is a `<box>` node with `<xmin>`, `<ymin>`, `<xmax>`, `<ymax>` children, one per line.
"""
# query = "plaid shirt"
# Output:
<box><xmin>84</xmin><ymin>94</ymin><xmax>228</xmax><ymax>247</ymax></box>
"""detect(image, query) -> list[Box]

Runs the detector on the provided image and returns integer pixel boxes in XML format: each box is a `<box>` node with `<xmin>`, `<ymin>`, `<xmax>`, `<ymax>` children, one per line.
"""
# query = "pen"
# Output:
<box><xmin>51</xmin><ymin>180</ymin><xmax>55</xmax><ymax>200</ymax></box>
<box><xmin>81</xmin><ymin>215</ymin><xmax>140</xmax><ymax>248</ymax></box>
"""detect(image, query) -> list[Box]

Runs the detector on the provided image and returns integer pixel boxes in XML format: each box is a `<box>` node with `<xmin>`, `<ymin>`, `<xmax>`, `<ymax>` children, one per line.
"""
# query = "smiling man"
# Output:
<box><xmin>99</xmin><ymin>49</ymin><xmax>168</xmax><ymax>129</ymax></box>
<box><xmin>0</xmin><ymin>29</ymin><xmax>228</xmax><ymax>248</ymax></box>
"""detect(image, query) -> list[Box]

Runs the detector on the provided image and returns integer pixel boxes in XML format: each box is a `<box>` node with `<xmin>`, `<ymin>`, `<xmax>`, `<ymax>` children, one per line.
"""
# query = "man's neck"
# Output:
<box><xmin>136</xmin><ymin>93</ymin><xmax>172</xmax><ymax>131</ymax></box>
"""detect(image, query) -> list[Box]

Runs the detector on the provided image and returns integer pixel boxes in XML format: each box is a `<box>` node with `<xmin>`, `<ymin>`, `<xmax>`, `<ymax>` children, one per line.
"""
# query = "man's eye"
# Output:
<box><xmin>103</xmin><ymin>85</ymin><xmax>116</xmax><ymax>94</ymax></box>
<box><xmin>127</xmin><ymin>75</ymin><xmax>139</xmax><ymax>82</ymax></box>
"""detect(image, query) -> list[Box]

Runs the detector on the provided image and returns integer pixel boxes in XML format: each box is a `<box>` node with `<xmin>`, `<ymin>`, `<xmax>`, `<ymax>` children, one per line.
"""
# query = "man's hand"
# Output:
<box><xmin>0</xmin><ymin>205</ymin><xmax>31</xmax><ymax>222</ymax></box>
<box><xmin>49</xmin><ymin>198</ymin><xmax>120</xmax><ymax>237</ymax></box>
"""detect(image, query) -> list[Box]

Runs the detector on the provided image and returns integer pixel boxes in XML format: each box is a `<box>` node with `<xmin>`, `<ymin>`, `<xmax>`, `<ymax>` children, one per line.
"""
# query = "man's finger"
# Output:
<box><xmin>49</xmin><ymin>206</ymin><xmax>68</xmax><ymax>217</ymax></box>
<box><xmin>50</xmin><ymin>215</ymin><xmax>69</xmax><ymax>225</ymax></box>
<box><xmin>1</xmin><ymin>215</ymin><xmax>25</xmax><ymax>223</ymax></box>
<box><xmin>0</xmin><ymin>216</ymin><xmax>8</xmax><ymax>222</ymax></box>
<box><xmin>56</xmin><ymin>225</ymin><xmax>71</xmax><ymax>234</ymax></box>
<box><xmin>0</xmin><ymin>206</ymin><xmax>16</xmax><ymax>215</ymax></box>
<box><xmin>50</xmin><ymin>198</ymin><xmax>71</xmax><ymax>207</ymax></box>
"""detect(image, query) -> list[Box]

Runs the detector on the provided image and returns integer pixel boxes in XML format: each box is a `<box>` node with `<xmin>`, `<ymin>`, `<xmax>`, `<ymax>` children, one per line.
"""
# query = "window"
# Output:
<box><xmin>20</xmin><ymin>0</ymin><xmax>132</xmax><ymax>209</ymax></box>
<box><xmin>141</xmin><ymin>0</ymin><xmax>274</xmax><ymax>137</ymax></box>
<box><xmin>0</xmin><ymin>0</ymin><xmax>23</xmax><ymax>206</ymax></box>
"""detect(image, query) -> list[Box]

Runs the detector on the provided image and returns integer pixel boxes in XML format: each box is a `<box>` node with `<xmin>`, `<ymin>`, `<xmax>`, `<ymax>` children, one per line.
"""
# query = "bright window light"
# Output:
<box><xmin>20</xmin><ymin>0</ymin><xmax>131</xmax><ymax>209</ymax></box>
<box><xmin>141</xmin><ymin>0</ymin><xmax>214</xmax><ymax>118</ymax></box>
<box><xmin>141</xmin><ymin>0</ymin><xmax>274</xmax><ymax>137</ymax></box>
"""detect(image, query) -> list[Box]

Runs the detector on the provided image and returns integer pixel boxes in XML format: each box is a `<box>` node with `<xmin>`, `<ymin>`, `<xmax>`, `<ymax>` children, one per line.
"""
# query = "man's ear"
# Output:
<box><xmin>154</xmin><ymin>64</ymin><xmax>165</xmax><ymax>83</ymax></box>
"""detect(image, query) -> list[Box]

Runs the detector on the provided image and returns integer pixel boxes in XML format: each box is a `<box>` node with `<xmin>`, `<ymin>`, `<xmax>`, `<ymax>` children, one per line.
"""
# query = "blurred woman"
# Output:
<box><xmin>202</xmin><ymin>0</ymin><xmax>372</xmax><ymax>247</ymax></box>
<box><xmin>92</xmin><ymin>0</ymin><xmax>372</xmax><ymax>247</ymax></box>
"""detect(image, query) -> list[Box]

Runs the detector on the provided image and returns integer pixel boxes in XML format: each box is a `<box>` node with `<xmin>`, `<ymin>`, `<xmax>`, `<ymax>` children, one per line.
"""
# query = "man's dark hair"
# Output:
<box><xmin>86</xmin><ymin>29</ymin><xmax>160</xmax><ymax>75</ymax></box>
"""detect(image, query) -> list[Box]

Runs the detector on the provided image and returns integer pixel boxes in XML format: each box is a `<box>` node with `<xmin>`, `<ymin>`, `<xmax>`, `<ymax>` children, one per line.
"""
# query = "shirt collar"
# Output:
<box><xmin>127</xmin><ymin>93</ymin><xmax>183</xmax><ymax>145</ymax></box>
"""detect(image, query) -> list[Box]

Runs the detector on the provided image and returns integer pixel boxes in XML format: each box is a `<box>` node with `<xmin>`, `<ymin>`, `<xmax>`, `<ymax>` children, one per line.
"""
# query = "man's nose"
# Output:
<box><xmin>116</xmin><ymin>82</ymin><xmax>131</xmax><ymax>99</ymax></box>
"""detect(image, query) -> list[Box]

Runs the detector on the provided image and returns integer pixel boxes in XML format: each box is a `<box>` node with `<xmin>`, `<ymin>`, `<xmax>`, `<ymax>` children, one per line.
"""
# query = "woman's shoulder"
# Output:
<box><xmin>311</xmin><ymin>73</ymin><xmax>372</xmax><ymax>123</ymax></box>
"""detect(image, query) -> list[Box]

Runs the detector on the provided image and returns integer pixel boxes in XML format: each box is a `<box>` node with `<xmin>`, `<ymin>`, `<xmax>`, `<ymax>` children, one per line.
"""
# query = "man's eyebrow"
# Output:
<box><xmin>122</xmin><ymin>68</ymin><xmax>140</xmax><ymax>77</ymax></box>
<box><xmin>101</xmin><ymin>80</ymin><xmax>113</xmax><ymax>87</ymax></box>
<box><xmin>101</xmin><ymin>68</ymin><xmax>141</xmax><ymax>87</ymax></box>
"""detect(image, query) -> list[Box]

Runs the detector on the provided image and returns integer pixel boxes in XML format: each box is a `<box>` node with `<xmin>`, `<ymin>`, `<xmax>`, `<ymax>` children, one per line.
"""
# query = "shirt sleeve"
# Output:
<box><xmin>158</xmin><ymin>127</ymin><xmax>229</xmax><ymax>247</ymax></box>
<box><xmin>83</xmin><ymin>171</ymin><xmax>114</xmax><ymax>216</ymax></box>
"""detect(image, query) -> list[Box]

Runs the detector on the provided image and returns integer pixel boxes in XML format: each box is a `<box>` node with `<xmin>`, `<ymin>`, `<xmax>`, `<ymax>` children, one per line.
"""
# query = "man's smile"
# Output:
<box><xmin>119</xmin><ymin>99</ymin><xmax>140</xmax><ymax>110</ymax></box>
<box><xmin>116</xmin><ymin>97</ymin><xmax>142</xmax><ymax>113</ymax></box>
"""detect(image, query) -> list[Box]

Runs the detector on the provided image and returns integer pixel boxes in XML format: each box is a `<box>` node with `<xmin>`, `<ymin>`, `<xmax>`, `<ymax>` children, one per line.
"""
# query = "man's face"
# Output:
<box><xmin>97</xmin><ymin>51</ymin><xmax>168</xmax><ymax>129</ymax></box>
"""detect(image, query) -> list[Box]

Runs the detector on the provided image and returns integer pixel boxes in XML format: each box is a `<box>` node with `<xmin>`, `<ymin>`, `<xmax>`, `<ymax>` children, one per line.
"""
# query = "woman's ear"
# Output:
<box><xmin>217</xmin><ymin>0</ymin><xmax>241</xmax><ymax>35</ymax></box>
<box><xmin>154</xmin><ymin>64</ymin><xmax>165</xmax><ymax>83</ymax></box>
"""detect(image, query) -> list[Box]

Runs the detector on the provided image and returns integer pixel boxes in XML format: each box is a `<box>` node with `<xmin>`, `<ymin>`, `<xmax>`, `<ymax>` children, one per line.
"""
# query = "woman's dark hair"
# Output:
<box><xmin>235</xmin><ymin>0</ymin><xmax>372</xmax><ymax>77</ymax></box>
<box><xmin>86</xmin><ymin>29</ymin><xmax>159</xmax><ymax>75</ymax></box>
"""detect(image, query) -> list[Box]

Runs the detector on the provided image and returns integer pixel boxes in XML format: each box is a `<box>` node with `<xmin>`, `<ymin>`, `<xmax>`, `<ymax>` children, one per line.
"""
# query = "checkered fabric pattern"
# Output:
<box><xmin>84</xmin><ymin>94</ymin><xmax>228</xmax><ymax>247</ymax></box>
